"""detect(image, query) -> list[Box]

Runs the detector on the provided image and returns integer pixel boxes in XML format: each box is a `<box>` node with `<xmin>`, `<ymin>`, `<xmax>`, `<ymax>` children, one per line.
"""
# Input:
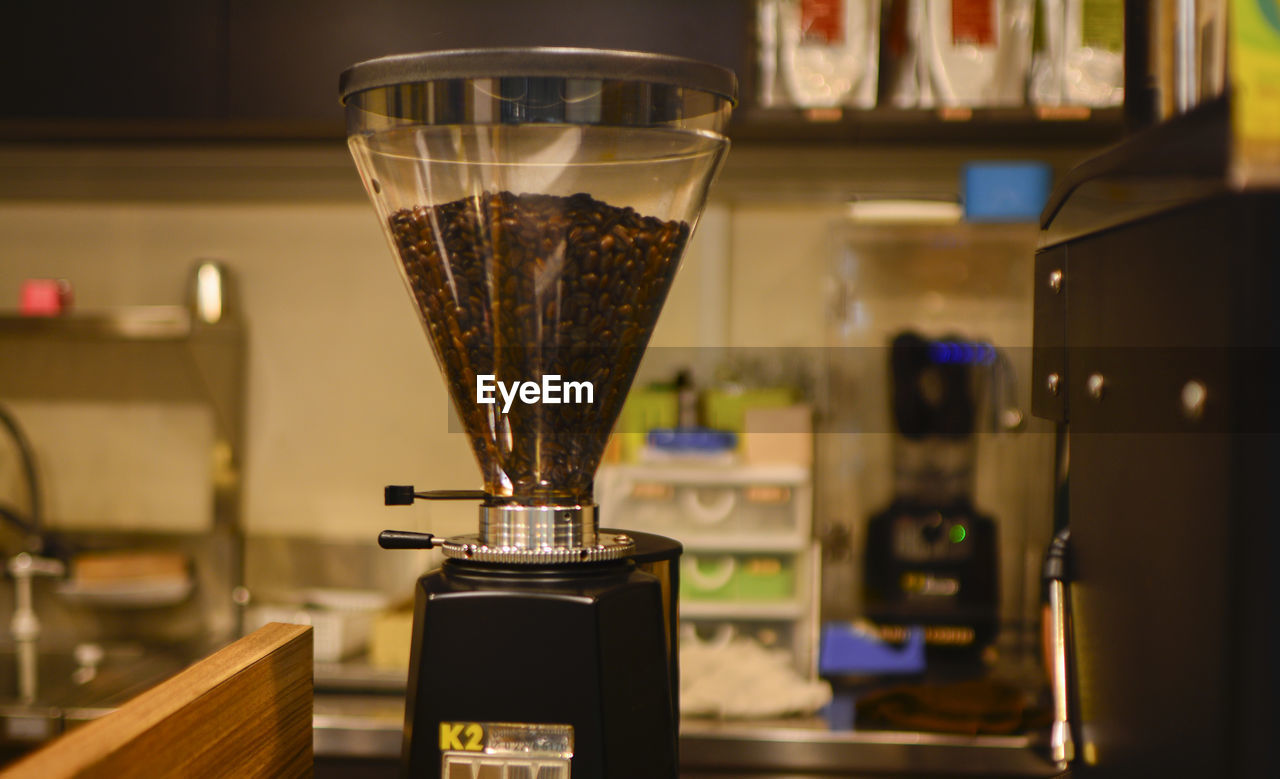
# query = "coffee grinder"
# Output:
<box><xmin>339</xmin><ymin>48</ymin><xmax>735</xmax><ymax>778</ymax></box>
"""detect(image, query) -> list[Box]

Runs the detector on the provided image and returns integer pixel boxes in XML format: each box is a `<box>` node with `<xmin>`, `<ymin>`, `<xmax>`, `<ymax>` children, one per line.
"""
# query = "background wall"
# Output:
<box><xmin>0</xmin><ymin>142</ymin><xmax>1075</xmax><ymax>645</ymax></box>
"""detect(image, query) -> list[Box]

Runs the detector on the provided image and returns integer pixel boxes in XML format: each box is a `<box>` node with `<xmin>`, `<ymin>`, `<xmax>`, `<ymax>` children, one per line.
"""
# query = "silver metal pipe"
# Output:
<box><xmin>1175</xmin><ymin>0</ymin><xmax>1198</xmax><ymax>113</ymax></box>
<box><xmin>14</xmin><ymin>573</ymin><xmax>37</xmax><ymax>704</ymax></box>
<box><xmin>8</xmin><ymin>553</ymin><xmax>65</xmax><ymax>704</ymax></box>
<box><xmin>1047</xmin><ymin>579</ymin><xmax>1074</xmax><ymax>766</ymax></box>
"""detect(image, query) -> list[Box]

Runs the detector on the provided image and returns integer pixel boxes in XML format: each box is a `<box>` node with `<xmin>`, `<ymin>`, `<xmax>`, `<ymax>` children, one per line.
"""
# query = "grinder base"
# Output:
<box><xmin>402</xmin><ymin>558</ymin><xmax>677</xmax><ymax>778</ymax></box>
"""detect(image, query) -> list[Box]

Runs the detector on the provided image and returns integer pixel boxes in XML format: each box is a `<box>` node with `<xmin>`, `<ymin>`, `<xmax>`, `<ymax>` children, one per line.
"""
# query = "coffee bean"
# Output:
<box><xmin>388</xmin><ymin>190</ymin><xmax>689</xmax><ymax>506</ymax></box>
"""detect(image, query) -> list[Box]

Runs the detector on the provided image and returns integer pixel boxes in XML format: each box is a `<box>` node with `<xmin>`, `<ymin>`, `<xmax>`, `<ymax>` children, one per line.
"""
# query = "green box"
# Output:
<box><xmin>734</xmin><ymin>556</ymin><xmax>795</xmax><ymax>601</ymax></box>
<box><xmin>680</xmin><ymin>555</ymin><xmax>737</xmax><ymax>600</ymax></box>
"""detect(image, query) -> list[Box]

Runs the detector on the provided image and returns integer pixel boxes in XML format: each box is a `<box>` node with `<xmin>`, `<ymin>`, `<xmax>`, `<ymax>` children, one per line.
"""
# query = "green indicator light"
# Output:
<box><xmin>949</xmin><ymin>525</ymin><xmax>966</xmax><ymax>543</ymax></box>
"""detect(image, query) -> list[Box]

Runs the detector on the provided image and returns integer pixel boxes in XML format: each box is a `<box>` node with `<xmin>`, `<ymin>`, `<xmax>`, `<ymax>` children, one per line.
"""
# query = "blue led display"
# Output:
<box><xmin>927</xmin><ymin>340</ymin><xmax>997</xmax><ymax>366</ymax></box>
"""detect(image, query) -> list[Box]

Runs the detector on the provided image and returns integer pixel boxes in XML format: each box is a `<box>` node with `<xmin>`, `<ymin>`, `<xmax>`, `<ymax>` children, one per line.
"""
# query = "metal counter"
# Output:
<box><xmin>313</xmin><ymin>693</ymin><xmax>403</xmax><ymax>760</ymax></box>
<box><xmin>314</xmin><ymin>693</ymin><xmax>1060</xmax><ymax>777</ymax></box>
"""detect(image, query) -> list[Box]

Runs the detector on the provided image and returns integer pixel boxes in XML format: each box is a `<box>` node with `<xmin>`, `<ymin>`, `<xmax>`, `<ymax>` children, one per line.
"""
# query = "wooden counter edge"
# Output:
<box><xmin>1</xmin><ymin>622</ymin><xmax>314</xmax><ymax>778</ymax></box>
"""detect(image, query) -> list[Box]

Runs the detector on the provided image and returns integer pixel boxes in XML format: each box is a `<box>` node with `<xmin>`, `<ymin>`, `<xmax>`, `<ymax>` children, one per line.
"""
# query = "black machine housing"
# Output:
<box><xmin>863</xmin><ymin>331</ymin><xmax>1000</xmax><ymax>651</ymax></box>
<box><xmin>400</xmin><ymin>532</ymin><xmax>681</xmax><ymax>779</ymax></box>
<box><xmin>1032</xmin><ymin>99</ymin><xmax>1278</xmax><ymax>777</ymax></box>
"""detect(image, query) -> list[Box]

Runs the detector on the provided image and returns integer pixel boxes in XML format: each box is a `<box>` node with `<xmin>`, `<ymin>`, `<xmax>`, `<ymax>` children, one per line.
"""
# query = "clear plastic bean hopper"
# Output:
<box><xmin>340</xmin><ymin>48</ymin><xmax>735</xmax><ymax>778</ymax></box>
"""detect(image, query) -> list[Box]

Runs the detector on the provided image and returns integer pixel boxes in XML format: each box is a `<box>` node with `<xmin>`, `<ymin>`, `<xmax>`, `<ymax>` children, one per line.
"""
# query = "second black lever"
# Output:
<box><xmin>378</xmin><ymin>529</ymin><xmax>444</xmax><ymax>550</ymax></box>
<box><xmin>385</xmin><ymin>485</ymin><xmax>489</xmax><ymax>506</ymax></box>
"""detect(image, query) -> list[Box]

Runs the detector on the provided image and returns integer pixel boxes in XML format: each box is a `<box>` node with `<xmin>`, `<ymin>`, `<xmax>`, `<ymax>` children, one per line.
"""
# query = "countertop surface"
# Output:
<box><xmin>313</xmin><ymin>690</ymin><xmax>1061</xmax><ymax>777</ymax></box>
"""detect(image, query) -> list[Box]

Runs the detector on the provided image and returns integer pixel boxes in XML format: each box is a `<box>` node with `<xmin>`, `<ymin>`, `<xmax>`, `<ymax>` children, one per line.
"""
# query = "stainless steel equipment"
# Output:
<box><xmin>1034</xmin><ymin>98</ymin><xmax>1277</xmax><ymax>777</ymax></box>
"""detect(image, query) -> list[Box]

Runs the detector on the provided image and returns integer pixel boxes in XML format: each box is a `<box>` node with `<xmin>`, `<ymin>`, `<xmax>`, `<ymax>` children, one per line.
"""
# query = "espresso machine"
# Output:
<box><xmin>339</xmin><ymin>48</ymin><xmax>735</xmax><ymax>778</ymax></box>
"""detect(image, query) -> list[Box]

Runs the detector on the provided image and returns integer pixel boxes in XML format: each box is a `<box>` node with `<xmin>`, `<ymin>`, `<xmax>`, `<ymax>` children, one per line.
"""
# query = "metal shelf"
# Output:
<box><xmin>0</xmin><ymin>306</ymin><xmax>193</xmax><ymax>339</ymax></box>
<box><xmin>0</xmin><ymin>307</ymin><xmax>246</xmax><ymax>455</ymax></box>
<box><xmin>730</xmin><ymin>105</ymin><xmax>1125</xmax><ymax>146</ymax></box>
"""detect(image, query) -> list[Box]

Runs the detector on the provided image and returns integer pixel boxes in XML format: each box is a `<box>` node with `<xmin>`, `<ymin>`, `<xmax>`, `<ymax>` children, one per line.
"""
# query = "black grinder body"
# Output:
<box><xmin>401</xmin><ymin>542</ymin><xmax>679</xmax><ymax>778</ymax></box>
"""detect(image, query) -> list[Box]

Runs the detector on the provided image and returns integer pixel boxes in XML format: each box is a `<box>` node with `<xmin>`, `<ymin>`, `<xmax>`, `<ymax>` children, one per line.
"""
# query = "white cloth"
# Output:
<box><xmin>680</xmin><ymin>630</ymin><xmax>832</xmax><ymax>719</ymax></box>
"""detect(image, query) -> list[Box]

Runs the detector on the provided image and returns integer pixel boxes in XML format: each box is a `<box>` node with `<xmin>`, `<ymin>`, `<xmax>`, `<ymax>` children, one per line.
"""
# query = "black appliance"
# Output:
<box><xmin>1033</xmin><ymin>98</ymin><xmax>1277</xmax><ymax>777</ymax></box>
<box><xmin>864</xmin><ymin>332</ymin><xmax>999</xmax><ymax>652</ymax></box>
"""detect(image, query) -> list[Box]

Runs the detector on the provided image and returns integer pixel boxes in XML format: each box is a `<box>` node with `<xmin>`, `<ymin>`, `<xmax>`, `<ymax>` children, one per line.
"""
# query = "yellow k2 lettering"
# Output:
<box><xmin>439</xmin><ymin>722</ymin><xmax>485</xmax><ymax>751</ymax></box>
<box><xmin>439</xmin><ymin>722</ymin><xmax>463</xmax><ymax>751</ymax></box>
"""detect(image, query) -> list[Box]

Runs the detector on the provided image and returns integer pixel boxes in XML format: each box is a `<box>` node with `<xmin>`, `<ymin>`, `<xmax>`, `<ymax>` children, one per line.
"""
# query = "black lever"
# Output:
<box><xmin>1042</xmin><ymin>527</ymin><xmax>1071</xmax><ymax>583</ymax></box>
<box><xmin>378</xmin><ymin>529</ymin><xmax>442</xmax><ymax>550</ymax></box>
<box><xmin>385</xmin><ymin>485</ymin><xmax>489</xmax><ymax>506</ymax></box>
